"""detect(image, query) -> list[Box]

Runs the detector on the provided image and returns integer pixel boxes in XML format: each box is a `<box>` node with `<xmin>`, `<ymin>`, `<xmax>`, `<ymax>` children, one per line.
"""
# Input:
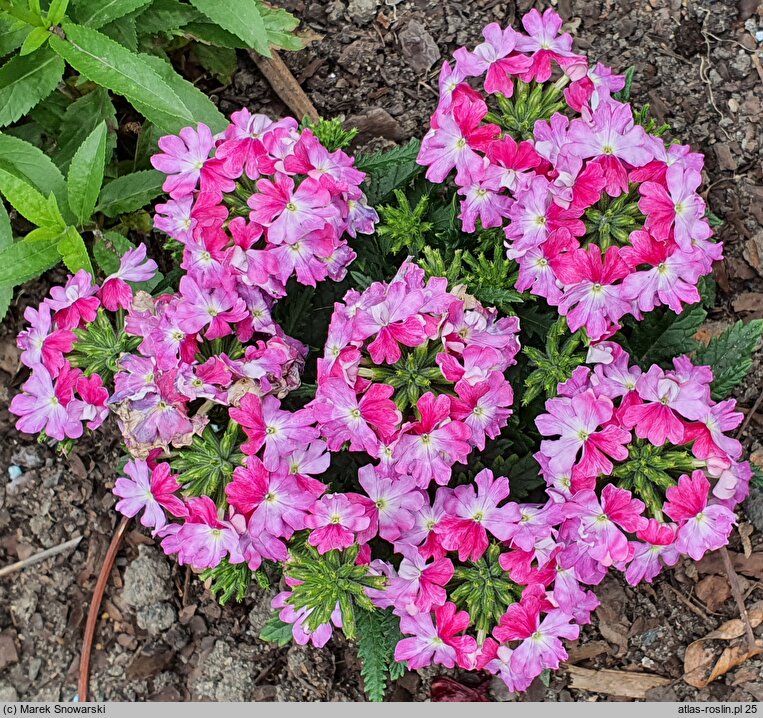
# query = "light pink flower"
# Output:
<box><xmin>113</xmin><ymin>459</ymin><xmax>186</xmax><ymax>532</ymax></box>
<box><xmin>305</xmin><ymin>493</ymin><xmax>370</xmax><ymax>553</ymax></box>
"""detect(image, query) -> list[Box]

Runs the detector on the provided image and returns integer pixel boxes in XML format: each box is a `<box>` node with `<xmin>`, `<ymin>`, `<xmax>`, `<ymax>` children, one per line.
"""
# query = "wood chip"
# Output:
<box><xmin>566</xmin><ymin>640</ymin><xmax>611</xmax><ymax>664</ymax></box>
<box><xmin>565</xmin><ymin>665</ymin><xmax>672</xmax><ymax>698</ymax></box>
<box><xmin>249</xmin><ymin>50</ymin><xmax>319</xmax><ymax>123</ymax></box>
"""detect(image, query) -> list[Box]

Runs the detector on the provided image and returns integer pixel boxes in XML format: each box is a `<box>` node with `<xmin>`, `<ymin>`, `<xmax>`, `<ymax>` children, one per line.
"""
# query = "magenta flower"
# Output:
<box><xmin>664</xmin><ymin>471</ymin><xmax>736</xmax><ymax>560</ymax></box>
<box><xmin>229</xmin><ymin>393</ymin><xmax>318</xmax><ymax>470</ymax></box>
<box><xmin>639</xmin><ymin>165</ymin><xmax>712</xmax><ymax>251</ymax></box>
<box><xmin>625</xmin><ymin>519</ymin><xmax>679</xmax><ymax>585</ymax></box>
<box><xmin>113</xmin><ymin>459</ymin><xmax>187</xmax><ymax>532</ymax></box>
<box><xmin>566</xmin><ymin>101</ymin><xmax>653</xmax><ymax>195</ymax></box>
<box><xmin>279</xmin><ymin>441</ymin><xmax>331</xmax><ymax>482</ymax></box>
<box><xmin>272</xmin><ymin>590</ymin><xmax>342</xmax><ymax>648</ymax></box>
<box><xmin>151</xmin><ymin>124</ymin><xmax>216</xmax><ymax>199</ymax></box>
<box><xmin>683</xmin><ymin>400</ymin><xmax>743</xmax><ymax>461</ymax></box>
<box><xmin>395</xmin><ymin>602</ymin><xmax>477</xmax><ymax>670</ymax></box>
<box><xmin>393</xmin><ymin>393</ymin><xmax>472</xmax><ymax>488</ymax></box>
<box><xmin>99</xmin><ymin>244</ymin><xmax>158</xmax><ymax>311</ymax></box>
<box><xmin>388</xmin><ymin>544</ymin><xmax>454</xmax><ymax>615</ymax></box>
<box><xmin>45</xmin><ymin>270</ymin><xmax>100</xmax><ymax>329</ymax></box>
<box><xmin>226</xmin><ymin>456</ymin><xmax>322</xmax><ymax>538</ymax></box>
<box><xmin>484</xmin><ymin>135</ymin><xmax>541</xmax><ymax>192</ymax></box>
<box><xmin>216</xmin><ymin>108</ymin><xmax>281</xmax><ymax>179</ymax></box>
<box><xmin>453</xmin><ymin>23</ymin><xmax>532</xmax><ymax>96</ymax></box>
<box><xmin>305</xmin><ymin>493</ymin><xmax>370</xmax><ymax>553</ymax></box>
<box><xmin>357</xmin><ymin>465</ymin><xmax>425</xmax><ymax>542</ymax></box>
<box><xmin>154</xmin><ymin>197</ymin><xmax>195</xmax><ymax>243</ymax></box>
<box><xmin>477</xmin><ymin>640</ymin><xmax>519</xmax><ymax>693</ymax></box>
<box><xmin>312</xmin><ymin>378</ymin><xmax>401</xmax><ymax>455</ymax></box>
<box><xmin>10</xmin><ymin>365</ymin><xmax>83</xmax><ymax>441</ymax></box>
<box><xmin>458</xmin><ymin>181</ymin><xmax>513</xmax><ymax>233</ymax></box>
<box><xmin>535</xmin><ymin>389</ymin><xmax>630</xmax><ymax>478</ymax></box>
<box><xmin>72</xmin><ymin>373</ymin><xmax>110</xmax><ymax>430</ymax></box>
<box><xmin>405</xmin><ymin>487</ymin><xmax>454</xmax><ymax>560</ymax></box>
<box><xmin>435</xmin><ymin>469</ymin><xmax>521</xmax><ymax>561</ymax></box>
<box><xmin>451</xmin><ymin>372</ymin><xmax>514</xmax><ymax>451</ymax></box>
<box><xmin>17</xmin><ymin>303</ymin><xmax>76</xmax><ymax>376</ymax></box>
<box><xmin>515</xmin><ymin>8</ymin><xmax>587</xmax><ymax>82</ymax></box>
<box><xmin>563</xmin><ymin>484</ymin><xmax>648</xmax><ymax>566</ymax></box>
<box><xmin>175</xmin><ymin>275</ymin><xmax>248</xmax><ymax>340</ymax></box>
<box><xmin>160</xmin><ymin>496</ymin><xmax>242</xmax><ymax>568</ymax></box>
<box><xmin>553</xmin><ymin>245</ymin><xmax>631</xmax><ymax>341</ymax></box>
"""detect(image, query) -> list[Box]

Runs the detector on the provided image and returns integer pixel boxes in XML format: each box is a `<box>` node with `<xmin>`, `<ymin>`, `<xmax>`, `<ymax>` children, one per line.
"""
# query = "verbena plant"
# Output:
<box><xmin>0</xmin><ymin>0</ymin><xmax>301</xmax><ymax>317</ymax></box>
<box><xmin>7</xmin><ymin>8</ymin><xmax>763</xmax><ymax>702</ymax></box>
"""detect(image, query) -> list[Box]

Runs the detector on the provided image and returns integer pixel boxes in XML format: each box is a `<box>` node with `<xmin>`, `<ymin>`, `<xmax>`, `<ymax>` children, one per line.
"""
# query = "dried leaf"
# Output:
<box><xmin>565</xmin><ymin>665</ymin><xmax>671</xmax><ymax>699</ymax></box>
<box><xmin>695</xmin><ymin>575</ymin><xmax>732</xmax><ymax>613</ymax></box>
<box><xmin>697</xmin><ymin>551</ymin><xmax>763</xmax><ymax>581</ymax></box>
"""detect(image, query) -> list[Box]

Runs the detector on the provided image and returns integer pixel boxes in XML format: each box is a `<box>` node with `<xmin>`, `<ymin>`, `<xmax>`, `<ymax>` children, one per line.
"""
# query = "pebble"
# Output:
<box><xmin>398</xmin><ymin>19</ymin><xmax>440</xmax><ymax>73</ymax></box>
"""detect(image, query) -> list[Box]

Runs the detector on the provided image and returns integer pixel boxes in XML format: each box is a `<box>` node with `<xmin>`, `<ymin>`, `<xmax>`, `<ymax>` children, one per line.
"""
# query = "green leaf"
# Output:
<box><xmin>0</xmin><ymin>198</ymin><xmax>11</xmax><ymax>248</ymax></box>
<box><xmin>96</xmin><ymin>170</ymin><xmax>164</xmax><ymax>217</ymax></box>
<box><xmin>0</xmin><ymin>131</ymin><xmax>68</xmax><ymax>210</ymax></box>
<box><xmin>0</xmin><ymin>15</ymin><xmax>32</xmax><ymax>56</ymax></box>
<box><xmin>0</xmin><ymin>168</ymin><xmax>65</xmax><ymax>228</ymax></box>
<box><xmin>625</xmin><ymin>305</ymin><xmax>707</xmax><ymax>368</ymax></box>
<box><xmin>135</xmin><ymin>52</ymin><xmax>227</xmax><ymax>134</ymax></box>
<box><xmin>54</xmin><ymin>87</ymin><xmax>117</xmax><ymax>171</ymax></box>
<box><xmin>188</xmin><ymin>0</ymin><xmax>270</xmax><ymax>57</ymax></box>
<box><xmin>100</xmin><ymin>13</ymin><xmax>138</xmax><ymax>52</ymax></box>
<box><xmin>355</xmin><ymin>609</ymin><xmax>404</xmax><ymax>702</ymax></box>
<box><xmin>0</xmin><ymin>225</ymin><xmax>63</xmax><ymax>287</ymax></box>
<box><xmin>182</xmin><ymin>20</ymin><xmax>242</xmax><ymax>48</ymax></box>
<box><xmin>694</xmin><ymin>320</ymin><xmax>763</xmax><ymax>400</ymax></box>
<box><xmin>355</xmin><ymin>138</ymin><xmax>423</xmax><ymax>206</ymax></box>
<box><xmin>50</xmin><ymin>23</ymin><xmax>194</xmax><ymax>133</ymax></box>
<box><xmin>57</xmin><ymin>225</ymin><xmax>93</xmax><ymax>275</ymax></box>
<box><xmin>0</xmin><ymin>46</ymin><xmax>64</xmax><ymax>127</ymax></box>
<box><xmin>47</xmin><ymin>0</ymin><xmax>71</xmax><ymax>26</ymax></box>
<box><xmin>194</xmin><ymin>42</ymin><xmax>237</xmax><ymax>84</ymax></box>
<box><xmin>67</xmin><ymin>120</ymin><xmax>107</xmax><ymax>225</ymax></box>
<box><xmin>136</xmin><ymin>0</ymin><xmax>200</xmax><ymax>37</ymax></box>
<box><xmin>258</xmin><ymin>2</ymin><xmax>302</xmax><ymax>52</ymax></box>
<box><xmin>72</xmin><ymin>0</ymin><xmax>152</xmax><ymax>29</ymax></box>
<box><xmin>92</xmin><ymin>230</ymin><xmax>133</xmax><ymax>275</ymax></box>
<box><xmin>259</xmin><ymin>616</ymin><xmax>294</xmax><ymax>647</ymax></box>
<box><xmin>18</xmin><ymin>26</ymin><xmax>50</xmax><ymax>55</ymax></box>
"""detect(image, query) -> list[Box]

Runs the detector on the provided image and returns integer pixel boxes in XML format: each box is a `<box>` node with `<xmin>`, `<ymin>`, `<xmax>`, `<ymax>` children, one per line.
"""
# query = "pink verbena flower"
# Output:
<box><xmin>45</xmin><ymin>270</ymin><xmax>100</xmax><ymax>329</ymax></box>
<box><xmin>395</xmin><ymin>602</ymin><xmax>477</xmax><ymax>670</ymax></box>
<box><xmin>663</xmin><ymin>471</ymin><xmax>736</xmax><ymax>560</ymax></box>
<box><xmin>451</xmin><ymin>372</ymin><xmax>514</xmax><ymax>451</ymax></box>
<box><xmin>388</xmin><ymin>544</ymin><xmax>454</xmax><ymax>615</ymax></box>
<box><xmin>113</xmin><ymin>459</ymin><xmax>186</xmax><ymax>532</ymax></box>
<box><xmin>151</xmin><ymin>124</ymin><xmax>216</xmax><ymax>199</ymax></box>
<box><xmin>17</xmin><ymin>303</ymin><xmax>76</xmax><ymax>376</ymax></box>
<box><xmin>515</xmin><ymin>8</ymin><xmax>587</xmax><ymax>82</ymax></box>
<box><xmin>305</xmin><ymin>493</ymin><xmax>370</xmax><ymax>553</ymax></box>
<box><xmin>356</xmin><ymin>465</ymin><xmax>425</xmax><ymax>542</ymax></box>
<box><xmin>175</xmin><ymin>275</ymin><xmax>248</xmax><ymax>340</ymax></box>
<box><xmin>624</xmin><ymin>519</ymin><xmax>679</xmax><ymax>585</ymax></box>
<box><xmin>99</xmin><ymin>244</ymin><xmax>158</xmax><ymax>311</ymax></box>
<box><xmin>272</xmin><ymin>590</ymin><xmax>342</xmax><ymax>648</ymax></box>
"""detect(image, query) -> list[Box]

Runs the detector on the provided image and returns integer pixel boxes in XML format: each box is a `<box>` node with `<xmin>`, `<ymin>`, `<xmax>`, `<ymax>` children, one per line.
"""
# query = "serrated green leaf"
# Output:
<box><xmin>50</xmin><ymin>23</ymin><xmax>194</xmax><ymax>133</ymax></box>
<box><xmin>53</xmin><ymin>87</ymin><xmax>117</xmax><ymax>171</ymax></box>
<box><xmin>67</xmin><ymin>120</ymin><xmax>107</xmax><ymax>225</ymax></box>
<box><xmin>355</xmin><ymin>138</ymin><xmax>423</xmax><ymax>205</ymax></box>
<box><xmin>135</xmin><ymin>52</ymin><xmax>226</xmax><ymax>134</ymax></box>
<box><xmin>626</xmin><ymin>305</ymin><xmax>707</xmax><ymax>368</ymax></box>
<box><xmin>47</xmin><ymin>0</ymin><xmax>70</xmax><ymax>26</ymax></box>
<box><xmin>0</xmin><ymin>15</ymin><xmax>32</xmax><ymax>56</ymax></box>
<box><xmin>72</xmin><ymin>0</ymin><xmax>152</xmax><ymax>29</ymax></box>
<box><xmin>188</xmin><ymin>0</ymin><xmax>270</xmax><ymax>57</ymax></box>
<box><xmin>259</xmin><ymin>615</ymin><xmax>293</xmax><ymax>647</ymax></box>
<box><xmin>0</xmin><ymin>202</ymin><xmax>11</xmax><ymax>313</ymax></box>
<box><xmin>193</xmin><ymin>42</ymin><xmax>236</xmax><ymax>84</ymax></box>
<box><xmin>100</xmin><ymin>13</ymin><xmax>138</xmax><ymax>52</ymax></box>
<box><xmin>258</xmin><ymin>2</ymin><xmax>302</xmax><ymax>52</ymax></box>
<box><xmin>182</xmin><ymin>20</ymin><xmax>242</xmax><ymax>48</ymax></box>
<box><xmin>694</xmin><ymin>320</ymin><xmax>763</xmax><ymax>400</ymax></box>
<box><xmin>0</xmin><ymin>168</ymin><xmax>65</xmax><ymax>228</ymax></box>
<box><xmin>0</xmin><ymin>131</ymin><xmax>68</xmax><ymax>210</ymax></box>
<box><xmin>57</xmin><ymin>225</ymin><xmax>93</xmax><ymax>275</ymax></box>
<box><xmin>18</xmin><ymin>26</ymin><xmax>50</xmax><ymax>55</ymax></box>
<box><xmin>0</xmin><ymin>225</ymin><xmax>63</xmax><ymax>287</ymax></box>
<box><xmin>0</xmin><ymin>46</ymin><xmax>64</xmax><ymax>127</ymax></box>
<box><xmin>96</xmin><ymin>170</ymin><xmax>164</xmax><ymax>217</ymax></box>
<box><xmin>137</xmin><ymin>0</ymin><xmax>200</xmax><ymax>37</ymax></box>
<box><xmin>93</xmin><ymin>230</ymin><xmax>134</xmax><ymax>275</ymax></box>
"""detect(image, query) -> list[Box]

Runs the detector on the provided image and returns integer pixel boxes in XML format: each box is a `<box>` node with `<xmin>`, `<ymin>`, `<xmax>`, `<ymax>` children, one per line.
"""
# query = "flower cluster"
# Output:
<box><xmin>417</xmin><ymin>8</ymin><xmax>720</xmax><ymax>341</ymax></box>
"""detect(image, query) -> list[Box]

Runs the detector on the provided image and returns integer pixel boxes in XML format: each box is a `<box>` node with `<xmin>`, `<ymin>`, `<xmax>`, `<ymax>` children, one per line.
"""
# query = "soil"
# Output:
<box><xmin>1</xmin><ymin>0</ymin><xmax>763</xmax><ymax>703</ymax></box>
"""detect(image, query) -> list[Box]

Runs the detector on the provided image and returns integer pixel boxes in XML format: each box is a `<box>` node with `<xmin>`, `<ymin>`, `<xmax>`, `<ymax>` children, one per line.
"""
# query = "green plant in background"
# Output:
<box><xmin>0</xmin><ymin>0</ymin><xmax>303</xmax><ymax>319</ymax></box>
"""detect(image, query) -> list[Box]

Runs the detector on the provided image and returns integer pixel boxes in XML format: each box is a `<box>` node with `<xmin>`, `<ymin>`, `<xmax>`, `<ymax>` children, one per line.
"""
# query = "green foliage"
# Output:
<box><xmin>356</xmin><ymin>608</ymin><xmax>404</xmax><ymax>702</ymax></box>
<box><xmin>303</xmin><ymin>116</ymin><xmax>358</xmax><ymax>152</ymax></box>
<box><xmin>170</xmin><ymin>421</ymin><xmax>244</xmax><ymax>504</ymax></box>
<box><xmin>623</xmin><ymin>304</ymin><xmax>707</xmax><ymax>367</ymax></box>
<box><xmin>286</xmin><ymin>544</ymin><xmax>386</xmax><ymax>639</ymax></box>
<box><xmin>260</xmin><ymin>615</ymin><xmax>294</xmax><ymax>647</ymax></box>
<box><xmin>355</xmin><ymin>138</ymin><xmax>423</xmax><ymax>206</ymax></box>
<box><xmin>613</xmin><ymin>66</ymin><xmax>634</xmax><ymax>102</ymax></box>
<box><xmin>0</xmin><ymin>47</ymin><xmax>64</xmax><ymax>127</ymax></box>
<box><xmin>0</xmin><ymin>168</ymin><xmax>65</xmax><ymax>228</ymax></box>
<box><xmin>92</xmin><ymin>230</ymin><xmax>134</xmax><ymax>274</ymax></box>
<box><xmin>377</xmin><ymin>190</ymin><xmax>432</xmax><ymax>255</ymax></box>
<box><xmin>188</xmin><ymin>0</ymin><xmax>270</xmax><ymax>57</ymax></box>
<box><xmin>488</xmin><ymin>80</ymin><xmax>566</xmax><ymax>139</ymax></box>
<box><xmin>523</xmin><ymin>317</ymin><xmax>587</xmax><ymax>405</ymax></box>
<box><xmin>0</xmin><ymin>224</ymin><xmax>64</xmax><ymax>287</ymax></box>
<box><xmin>694</xmin><ymin>320</ymin><xmax>763</xmax><ymax>400</ymax></box>
<box><xmin>0</xmin><ymin>131</ymin><xmax>67</xmax><ymax>206</ymax></box>
<box><xmin>450</xmin><ymin>544</ymin><xmax>521</xmax><ymax>639</ymax></box>
<box><xmin>57</xmin><ymin>225</ymin><xmax>93</xmax><ymax>274</ymax></box>
<box><xmin>67</xmin><ymin>121</ymin><xmax>107</xmax><ymax>225</ymax></box>
<box><xmin>200</xmin><ymin>559</ymin><xmax>253</xmax><ymax>605</ymax></box>
<box><xmin>69</xmin><ymin>308</ymin><xmax>140</xmax><ymax>380</ymax></box>
<box><xmin>72</xmin><ymin>0</ymin><xmax>152</xmax><ymax>29</ymax></box>
<box><xmin>96</xmin><ymin>170</ymin><xmax>164</xmax><ymax>217</ymax></box>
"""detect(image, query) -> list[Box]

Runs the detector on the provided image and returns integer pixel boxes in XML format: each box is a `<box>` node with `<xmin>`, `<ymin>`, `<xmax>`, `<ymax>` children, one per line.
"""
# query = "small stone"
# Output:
<box><xmin>347</xmin><ymin>0</ymin><xmax>377</xmax><ymax>24</ymax></box>
<box><xmin>136</xmin><ymin>603</ymin><xmax>176</xmax><ymax>636</ymax></box>
<box><xmin>714</xmin><ymin>143</ymin><xmax>737</xmax><ymax>171</ymax></box>
<box><xmin>743</xmin><ymin>230</ymin><xmax>763</xmax><ymax>276</ymax></box>
<box><xmin>490</xmin><ymin>675</ymin><xmax>517</xmax><ymax>701</ymax></box>
<box><xmin>744</xmin><ymin>487</ymin><xmax>763</xmax><ymax>532</ymax></box>
<box><xmin>398</xmin><ymin>19</ymin><xmax>440</xmax><ymax>74</ymax></box>
<box><xmin>346</xmin><ymin>107</ymin><xmax>404</xmax><ymax>143</ymax></box>
<box><xmin>122</xmin><ymin>545</ymin><xmax>172</xmax><ymax>609</ymax></box>
<box><xmin>0</xmin><ymin>631</ymin><xmax>18</xmax><ymax>671</ymax></box>
<box><xmin>0</xmin><ymin>685</ymin><xmax>18</xmax><ymax>702</ymax></box>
